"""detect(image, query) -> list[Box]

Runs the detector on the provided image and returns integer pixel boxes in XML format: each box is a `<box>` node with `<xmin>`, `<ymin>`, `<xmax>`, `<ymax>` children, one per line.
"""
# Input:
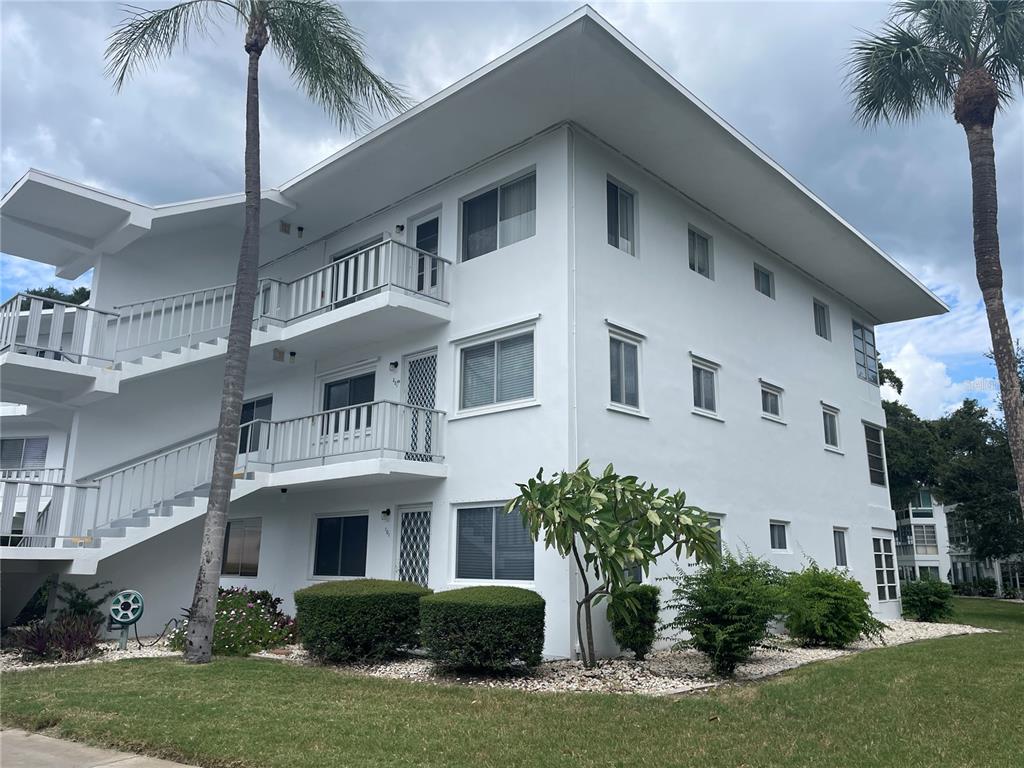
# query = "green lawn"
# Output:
<box><xmin>2</xmin><ymin>598</ymin><xmax>1022</xmax><ymax>768</ymax></box>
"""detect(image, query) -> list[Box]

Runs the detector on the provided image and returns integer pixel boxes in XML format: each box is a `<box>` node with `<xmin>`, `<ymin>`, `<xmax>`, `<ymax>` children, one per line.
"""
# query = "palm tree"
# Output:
<box><xmin>848</xmin><ymin>0</ymin><xmax>1024</xmax><ymax>516</ymax></box>
<box><xmin>106</xmin><ymin>0</ymin><xmax>406</xmax><ymax>663</ymax></box>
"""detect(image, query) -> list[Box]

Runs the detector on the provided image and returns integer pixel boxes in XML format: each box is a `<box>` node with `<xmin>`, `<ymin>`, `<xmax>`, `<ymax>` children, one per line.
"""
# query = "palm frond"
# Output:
<box><xmin>105</xmin><ymin>1</ymin><xmax>241</xmax><ymax>91</ymax></box>
<box><xmin>846</xmin><ymin>20</ymin><xmax>957</xmax><ymax>125</ymax></box>
<box><xmin>263</xmin><ymin>0</ymin><xmax>408</xmax><ymax>131</ymax></box>
<box><xmin>893</xmin><ymin>0</ymin><xmax>980</xmax><ymax>59</ymax></box>
<box><xmin>981</xmin><ymin>0</ymin><xmax>1024</xmax><ymax>99</ymax></box>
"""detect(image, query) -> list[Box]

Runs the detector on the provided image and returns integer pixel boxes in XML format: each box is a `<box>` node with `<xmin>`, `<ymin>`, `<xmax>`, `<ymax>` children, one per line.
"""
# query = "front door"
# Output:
<box><xmin>397</xmin><ymin>506</ymin><xmax>431</xmax><ymax>586</ymax></box>
<box><xmin>320</xmin><ymin>372</ymin><xmax>375</xmax><ymax>455</ymax></box>
<box><xmin>404</xmin><ymin>351</ymin><xmax>436</xmax><ymax>461</ymax></box>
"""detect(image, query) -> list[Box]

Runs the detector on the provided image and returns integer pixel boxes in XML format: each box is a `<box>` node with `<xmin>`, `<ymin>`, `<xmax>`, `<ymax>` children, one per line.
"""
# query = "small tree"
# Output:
<box><xmin>508</xmin><ymin>461</ymin><xmax>720</xmax><ymax>668</ymax></box>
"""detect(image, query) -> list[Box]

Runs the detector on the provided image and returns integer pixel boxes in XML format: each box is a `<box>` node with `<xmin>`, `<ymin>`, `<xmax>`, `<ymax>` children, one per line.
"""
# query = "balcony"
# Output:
<box><xmin>0</xmin><ymin>294</ymin><xmax>120</xmax><ymax>407</ymax></box>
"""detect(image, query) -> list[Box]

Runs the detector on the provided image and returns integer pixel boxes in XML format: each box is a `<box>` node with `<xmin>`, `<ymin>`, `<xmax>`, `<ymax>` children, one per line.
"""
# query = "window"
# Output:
<box><xmin>770</xmin><ymin>521</ymin><xmax>789</xmax><ymax>551</ymax></box>
<box><xmin>919</xmin><ymin>565</ymin><xmax>940</xmax><ymax>580</ymax></box>
<box><xmin>822</xmin><ymin>406</ymin><xmax>840</xmax><ymax>448</ymax></box>
<box><xmin>688</xmin><ymin>229</ymin><xmax>712</xmax><ymax>278</ymax></box>
<box><xmin>313</xmin><ymin>514</ymin><xmax>369</xmax><ymax>577</ymax></box>
<box><xmin>709</xmin><ymin>514</ymin><xmax>724</xmax><ymax>555</ymax></box>
<box><xmin>760</xmin><ymin>383</ymin><xmax>782</xmax><ymax>419</ymax></box>
<box><xmin>911</xmin><ymin>489</ymin><xmax>934</xmax><ymax>517</ymax></box>
<box><xmin>813</xmin><ymin>300</ymin><xmax>831</xmax><ymax>340</ymax></box>
<box><xmin>609</xmin><ymin>335</ymin><xmax>640</xmax><ymax>408</ymax></box>
<box><xmin>853</xmin><ymin>320</ymin><xmax>879</xmax><ymax>384</ymax></box>
<box><xmin>460</xmin><ymin>331</ymin><xmax>534</xmax><ymax>410</ymax></box>
<box><xmin>413</xmin><ymin>215</ymin><xmax>440</xmax><ymax>291</ymax></box>
<box><xmin>462</xmin><ymin>172</ymin><xmax>536</xmax><ymax>261</ymax></box>
<box><xmin>900</xmin><ymin>565</ymin><xmax>917</xmax><ymax>582</ymax></box>
<box><xmin>833</xmin><ymin>529</ymin><xmax>848</xmax><ymax>567</ymax></box>
<box><xmin>692</xmin><ymin>364</ymin><xmax>717</xmax><ymax>413</ymax></box>
<box><xmin>606</xmin><ymin>180</ymin><xmax>635</xmax><ymax>254</ymax></box>
<box><xmin>323</xmin><ymin>372</ymin><xmax>375</xmax><ymax>432</ymax></box>
<box><xmin>872</xmin><ymin>536</ymin><xmax>898</xmax><ymax>600</ymax></box>
<box><xmin>864</xmin><ymin>424</ymin><xmax>887</xmax><ymax>485</ymax></box>
<box><xmin>238</xmin><ymin>396</ymin><xmax>272</xmax><ymax>455</ymax></box>
<box><xmin>221</xmin><ymin>518</ymin><xmax>261</xmax><ymax>577</ymax></box>
<box><xmin>913</xmin><ymin>524</ymin><xmax>939</xmax><ymax>555</ymax></box>
<box><xmin>753</xmin><ymin>264</ymin><xmax>774</xmax><ymax>298</ymax></box>
<box><xmin>0</xmin><ymin>437</ymin><xmax>48</xmax><ymax>470</ymax></box>
<box><xmin>456</xmin><ymin>506</ymin><xmax>534</xmax><ymax>580</ymax></box>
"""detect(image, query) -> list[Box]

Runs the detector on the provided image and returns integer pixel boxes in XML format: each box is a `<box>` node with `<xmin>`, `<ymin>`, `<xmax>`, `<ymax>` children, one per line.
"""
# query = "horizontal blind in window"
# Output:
<box><xmin>494</xmin><ymin>509</ymin><xmax>534</xmax><ymax>580</ymax></box>
<box><xmin>456</xmin><ymin>507</ymin><xmax>493</xmax><ymax>579</ymax></box>
<box><xmin>461</xmin><ymin>343</ymin><xmax>496</xmax><ymax>409</ymax></box>
<box><xmin>498</xmin><ymin>174</ymin><xmax>536</xmax><ymax>247</ymax></box>
<box><xmin>21</xmin><ymin>438</ymin><xmax>48</xmax><ymax>468</ymax></box>
<box><xmin>496</xmin><ymin>333</ymin><xmax>534</xmax><ymax>402</ymax></box>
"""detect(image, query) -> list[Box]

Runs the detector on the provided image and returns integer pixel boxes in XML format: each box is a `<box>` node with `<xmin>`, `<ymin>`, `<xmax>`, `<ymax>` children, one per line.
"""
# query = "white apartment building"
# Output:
<box><xmin>0</xmin><ymin>9</ymin><xmax>946</xmax><ymax>656</ymax></box>
<box><xmin>895</xmin><ymin>489</ymin><xmax>952</xmax><ymax>583</ymax></box>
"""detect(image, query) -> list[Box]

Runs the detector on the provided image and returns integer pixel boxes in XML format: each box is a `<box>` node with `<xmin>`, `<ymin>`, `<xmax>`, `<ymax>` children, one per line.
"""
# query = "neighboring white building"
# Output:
<box><xmin>0</xmin><ymin>8</ymin><xmax>946</xmax><ymax>655</ymax></box>
<box><xmin>895</xmin><ymin>489</ymin><xmax>952</xmax><ymax>583</ymax></box>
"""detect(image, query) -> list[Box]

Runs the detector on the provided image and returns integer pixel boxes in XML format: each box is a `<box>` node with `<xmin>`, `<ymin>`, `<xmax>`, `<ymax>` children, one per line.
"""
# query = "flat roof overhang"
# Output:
<box><xmin>0</xmin><ymin>8</ymin><xmax>945</xmax><ymax>323</ymax></box>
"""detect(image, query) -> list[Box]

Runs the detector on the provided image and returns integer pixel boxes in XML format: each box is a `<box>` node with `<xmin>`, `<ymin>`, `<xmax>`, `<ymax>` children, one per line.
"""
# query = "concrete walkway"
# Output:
<box><xmin>0</xmin><ymin>729</ymin><xmax>196</xmax><ymax>768</ymax></box>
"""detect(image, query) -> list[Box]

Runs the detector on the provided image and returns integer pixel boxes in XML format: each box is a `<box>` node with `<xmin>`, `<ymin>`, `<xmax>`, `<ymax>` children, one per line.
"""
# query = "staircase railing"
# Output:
<box><xmin>0</xmin><ymin>293</ymin><xmax>117</xmax><ymax>365</ymax></box>
<box><xmin>111</xmin><ymin>283</ymin><xmax>236</xmax><ymax>359</ymax></box>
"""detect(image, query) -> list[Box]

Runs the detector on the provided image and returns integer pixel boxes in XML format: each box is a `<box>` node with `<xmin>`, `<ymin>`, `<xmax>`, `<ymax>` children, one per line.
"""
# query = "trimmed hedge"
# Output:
<box><xmin>609</xmin><ymin>584</ymin><xmax>661</xmax><ymax>660</ymax></box>
<box><xmin>784</xmin><ymin>565</ymin><xmax>886</xmax><ymax>648</ymax></box>
<box><xmin>294</xmin><ymin>579</ymin><xmax>431</xmax><ymax>662</ymax></box>
<box><xmin>420</xmin><ymin>586</ymin><xmax>545</xmax><ymax>670</ymax></box>
<box><xmin>901</xmin><ymin>577</ymin><xmax>954</xmax><ymax>622</ymax></box>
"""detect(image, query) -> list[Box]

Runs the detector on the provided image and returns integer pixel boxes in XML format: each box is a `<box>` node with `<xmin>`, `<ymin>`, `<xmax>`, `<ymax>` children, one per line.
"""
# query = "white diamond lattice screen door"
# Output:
<box><xmin>404</xmin><ymin>352</ymin><xmax>437</xmax><ymax>461</ymax></box>
<box><xmin>398</xmin><ymin>507</ymin><xmax>431</xmax><ymax>586</ymax></box>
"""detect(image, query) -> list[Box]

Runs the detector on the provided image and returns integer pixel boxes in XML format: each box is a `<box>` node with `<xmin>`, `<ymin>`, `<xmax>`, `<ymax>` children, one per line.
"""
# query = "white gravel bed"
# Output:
<box><xmin>0</xmin><ymin>638</ymin><xmax>178</xmax><ymax>673</ymax></box>
<box><xmin>253</xmin><ymin>619</ymin><xmax>991</xmax><ymax>696</ymax></box>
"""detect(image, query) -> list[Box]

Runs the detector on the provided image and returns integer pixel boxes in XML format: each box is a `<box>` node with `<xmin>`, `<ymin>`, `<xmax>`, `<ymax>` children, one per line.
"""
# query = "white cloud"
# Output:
<box><xmin>882</xmin><ymin>342</ymin><xmax>1000</xmax><ymax>418</ymax></box>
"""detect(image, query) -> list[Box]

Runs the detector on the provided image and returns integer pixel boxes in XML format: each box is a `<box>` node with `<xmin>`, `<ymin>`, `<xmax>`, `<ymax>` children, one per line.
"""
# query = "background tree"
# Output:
<box><xmin>848</xmin><ymin>0</ymin><xmax>1024</xmax><ymax>516</ymax></box>
<box><xmin>881</xmin><ymin>399</ymin><xmax>937</xmax><ymax>510</ymax></box>
<box><xmin>106</xmin><ymin>0</ymin><xmax>405</xmax><ymax>663</ymax></box>
<box><xmin>508</xmin><ymin>461</ymin><xmax>720</xmax><ymax>668</ymax></box>
<box><xmin>20</xmin><ymin>286</ymin><xmax>90</xmax><ymax>309</ymax></box>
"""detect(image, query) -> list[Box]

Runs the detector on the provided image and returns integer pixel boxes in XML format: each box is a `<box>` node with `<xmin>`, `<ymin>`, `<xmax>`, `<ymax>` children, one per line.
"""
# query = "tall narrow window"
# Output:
<box><xmin>313</xmin><ymin>515</ymin><xmax>369</xmax><ymax>577</ymax></box>
<box><xmin>770</xmin><ymin>521</ymin><xmax>789</xmax><ymax>551</ymax></box>
<box><xmin>460</xmin><ymin>332</ymin><xmax>534</xmax><ymax>410</ymax></box>
<box><xmin>688</xmin><ymin>229</ymin><xmax>712</xmax><ymax>279</ymax></box>
<box><xmin>456</xmin><ymin>506</ymin><xmax>534</xmax><ymax>580</ymax></box>
<box><xmin>462</xmin><ymin>173</ymin><xmax>536</xmax><ymax>261</ymax></box>
<box><xmin>872</xmin><ymin>537</ymin><xmax>898</xmax><ymax>600</ymax></box>
<box><xmin>813</xmin><ymin>300</ymin><xmax>831</xmax><ymax>340</ymax></box>
<box><xmin>822</xmin><ymin>406</ymin><xmax>840</xmax><ymax>448</ymax></box>
<box><xmin>864</xmin><ymin>424</ymin><xmax>887</xmax><ymax>486</ymax></box>
<box><xmin>833</xmin><ymin>529</ymin><xmax>848</xmax><ymax>567</ymax></box>
<box><xmin>760</xmin><ymin>382</ymin><xmax>782</xmax><ymax>419</ymax></box>
<box><xmin>853</xmin><ymin>320</ymin><xmax>879</xmax><ymax>384</ymax></box>
<box><xmin>692</xmin><ymin>364</ymin><xmax>717</xmax><ymax>413</ymax></box>
<box><xmin>753</xmin><ymin>264</ymin><xmax>774</xmax><ymax>298</ymax></box>
<box><xmin>609</xmin><ymin>335</ymin><xmax>640</xmax><ymax>408</ymax></box>
<box><xmin>221</xmin><ymin>518</ymin><xmax>262</xmax><ymax>577</ymax></box>
<box><xmin>606</xmin><ymin>180</ymin><xmax>635</xmax><ymax>255</ymax></box>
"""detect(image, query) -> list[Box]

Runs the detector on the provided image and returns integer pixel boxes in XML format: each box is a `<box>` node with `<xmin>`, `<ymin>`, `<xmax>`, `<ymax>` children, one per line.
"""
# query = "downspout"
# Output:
<box><xmin>566</xmin><ymin>123</ymin><xmax>580</xmax><ymax>659</ymax></box>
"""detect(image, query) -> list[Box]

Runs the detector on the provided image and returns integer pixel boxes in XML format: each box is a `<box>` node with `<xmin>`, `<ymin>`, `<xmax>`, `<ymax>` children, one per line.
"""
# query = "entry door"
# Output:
<box><xmin>404</xmin><ymin>351</ymin><xmax>437</xmax><ymax>461</ymax></box>
<box><xmin>397</xmin><ymin>506</ymin><xmax>431</xmax><ymax>586</ymax></box>
<box><xmin>412</xmin><ymin>216</ymin><xmax>440</xmax><ymax>296</ymax></box>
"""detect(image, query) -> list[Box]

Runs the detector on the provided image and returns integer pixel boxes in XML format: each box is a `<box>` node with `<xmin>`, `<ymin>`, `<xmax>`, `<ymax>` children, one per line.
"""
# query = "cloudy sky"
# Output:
<box><xmin>1</xmin><ymin>1</ymin><xmax>1021</xmax><ymax>418</ymax></box>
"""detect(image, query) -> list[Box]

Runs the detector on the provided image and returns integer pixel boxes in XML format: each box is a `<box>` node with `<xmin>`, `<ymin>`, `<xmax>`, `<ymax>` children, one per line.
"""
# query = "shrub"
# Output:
<box><xmin>664</xmin><ymin>554</ymin><xmax>785</xmax><ymax>677</ymax></box>
<box><xmin>784</xmin><ymin>564</ymin><xmax>887</xmax><ymax>648</ymax></box>
<box><xmin>56</xmin><ymin>581</ymin><xmax>116</xmax><ymax>626</ymax></box>
<box><xmin>608</xmin><ymin>584</ymin><xmax>661</xmax><ymax>660</ymax></box>
<box><xmin>295</xmin><ymin>579</ymin><xmax>430</xmax><ymax>663</ymax></box>
<box><xmin>975</xmin><ymin>578</ymin><xmax>998</xmax><ymax>597</ymax></box>
<box><xmin>49</xmin><ymin>613</ymin><xmax>101</xmax><ymax>662</ymax></box>
<box><xmin>5</xmin><ymin>621</ymin><xmax>51</xmax><ymax>659</ymax></box>
<box><xmin>420</xmin><ymin>586</ymin><xmax>545</xmax><ymax>671</ymax></box>
<box><xmin>901</xmin><ymin>577</ymin><xmax>955</xmax><ymax>622</ymax></box>
<box><xmin>170</xmin><ymin>587</ymin><xmax>296</xmax><ymax>656</ymax></box>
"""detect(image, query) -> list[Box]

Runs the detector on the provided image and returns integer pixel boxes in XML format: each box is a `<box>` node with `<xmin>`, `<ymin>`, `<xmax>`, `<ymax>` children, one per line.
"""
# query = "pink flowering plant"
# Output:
<box><xmin>170</xmin><ymin>587</ymin><xmax>296</xmax><ymax>656</ymax></box>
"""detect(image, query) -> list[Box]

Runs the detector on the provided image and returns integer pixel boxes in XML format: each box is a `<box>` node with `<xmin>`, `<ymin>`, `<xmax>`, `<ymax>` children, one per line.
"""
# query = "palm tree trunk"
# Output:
<box><xmin>184</xmin><ymin>21</ymin><xmax>267</xmax><ymax>664</ymax></box>
<box><xmin>963</xmin><ymin>122</ymin><xmax>1024</xmax><ymax>518</ymax></box>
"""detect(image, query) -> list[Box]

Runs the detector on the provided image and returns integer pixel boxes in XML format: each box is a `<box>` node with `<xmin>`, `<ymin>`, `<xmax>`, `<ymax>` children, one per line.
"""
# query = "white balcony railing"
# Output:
<box><xmin>0</xmin><ymin>293</ymin><xmax>117</xmax><ymax>365</ymax></box>
<box><xmin>112</xmin><ymin>284</ymin><xmax>236</xmax><ymax>357</ymax></box>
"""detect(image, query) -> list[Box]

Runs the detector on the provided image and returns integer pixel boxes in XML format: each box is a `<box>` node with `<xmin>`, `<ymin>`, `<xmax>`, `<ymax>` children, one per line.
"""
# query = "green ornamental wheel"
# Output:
<box><xmin>110</xmin><ymin>590</ymin><xmax>144</xmax><ymax>625</ymax></box>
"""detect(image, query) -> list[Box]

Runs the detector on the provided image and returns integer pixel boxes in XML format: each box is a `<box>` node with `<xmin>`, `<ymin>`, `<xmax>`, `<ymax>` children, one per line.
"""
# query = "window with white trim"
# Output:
<box><xmin>864</xmin><ymin>424</ymin><xmax>887</xmax><ymax>486</ymax></box>
<box><xmin>753</xmin><ymin>264</ymin><xmax>774</xmax><ymax>298</ymax></box>
<box><xmin>913</xmin><ymin>524</ymin><xmax>939</xmax><ymax>554</ymax></box>
<box><xmin>606</xmin><ymin>179</ymin><xmax>635</xmax><ymax>255</ymax></box>
<box><xmin>456</xmin><ymin>506</ymin><xmax>534</xmax><ymax>581</ymax></box>
<box><xmin>919</xmin><ymin>565</ymin><xmax>940</xmax><ymax>580</ymax></box>
<box><xmin>460</xmin><ymin>331</ymin><xmax>534</xmax><ymax>410</ymax></box>
<box><xmin>872</xmin><ymin>536</ymin><xmax>898</xmax><ymax>601</ymax></box>
<box><xmin>822</xmin><ymin>406</ymin><xmax>840</xmax><ymax>448</ymax></box>
<box><xmin>313</xmin><ymin>514</ymin><xmax>368</xmax><ymax>577</ymax></box>
<box><xmin>609</xmin><ymin>334</ymin><xmax>640</xmax><ymax>409</ymax></box>
<box><xmin>221</xmin><ymin>518</ymin><xmax>262</xmax><ymax>577</ymax></box>
<box><xmin>853</xmin><ymin>320</ymin><xmax>879</xmax><ymax>384</ymax></box>
<box><xmin>462</xmin><ymin>172</ymin><xmax>536</xmax><ymax>261</ymax></box>
<box><xmin>688</xmin><ymin>228</ymin><xmax>712</xmax><ymax>279</ymax></box>
<box><xmin>760</xmin><ymin>382</ymin><xmax>782</xmax><ymax>419</ymax></box>
<box><xmin>709</xmin><ymin>514</ymin><xmax>724</xmax><ymax>555</ymax></box>
<box><xmin>813</xmin><ymin>300</ymin><xmax>831</xmax><ymax>340</ymax></box>
<box><xmin>692</xmin><ymin>363</ymin><xmax>717</xmax><ymax>414</ymax></box>
<box><xmin>833</xmin><ymin>528</ymin><xmax>848</xmax><ymax>567</ymax></box>
<box><xmin>770</xmin><ymin>521</ymin><xmax>789</xmax><ymax>551</ymax></box>
<box><xmin>0</xmin><ymin>437</ymin><xmax>48</xmax><ymax>470</ymax></box>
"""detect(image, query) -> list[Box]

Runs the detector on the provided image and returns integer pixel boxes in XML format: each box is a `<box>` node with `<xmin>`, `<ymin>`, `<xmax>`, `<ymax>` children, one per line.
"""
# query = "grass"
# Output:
<box><xmin>2</xmin><ymin>598</ymin><xmax>1022</xmax><ymax>768</ymax></box>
